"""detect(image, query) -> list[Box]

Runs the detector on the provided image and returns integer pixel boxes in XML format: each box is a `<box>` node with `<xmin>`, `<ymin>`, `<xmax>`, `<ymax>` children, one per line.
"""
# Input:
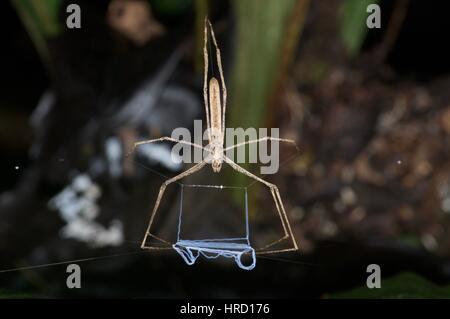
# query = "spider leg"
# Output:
<box><xmin>129</xmin><ymin>136</ymin><xmax>206</xmax><ymax>157</ymax></box>
<box><xmin>141</xmin><ymin>161</ymin><xmax>208</xmax><ymax>250</ymax></box>
<box><xmin>224</xmin><ymin>137</ymin><xmax>298</xmax><ymax>152</ymax></box>
<box><xmin>203</xmin><ymin>18</ymin><xmax>211</xmax><ymax>141</ymax></box>
<box><xmin>223</xmin><ymin>156</ymin><xmax>299</xmax><ymax>255</ymax></box>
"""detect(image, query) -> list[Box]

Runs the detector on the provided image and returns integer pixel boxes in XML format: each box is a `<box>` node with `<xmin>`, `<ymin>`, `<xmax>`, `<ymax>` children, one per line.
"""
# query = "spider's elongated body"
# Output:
<box><xmin>133</xmin><ymin>18</ymin><xmax>299</xmax><ymax>256</ymax></box>
<box><xmin>207</xmin><ymin>77</ymin><xmax>224</xmax><ymax>172</ymax></box>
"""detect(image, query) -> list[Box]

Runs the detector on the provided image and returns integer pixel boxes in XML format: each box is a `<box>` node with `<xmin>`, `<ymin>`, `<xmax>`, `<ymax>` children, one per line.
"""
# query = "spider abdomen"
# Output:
<box><xmin>209</xmin><ymin>77</ymin><xmax>222</xmax><ymax>142</ymax></box>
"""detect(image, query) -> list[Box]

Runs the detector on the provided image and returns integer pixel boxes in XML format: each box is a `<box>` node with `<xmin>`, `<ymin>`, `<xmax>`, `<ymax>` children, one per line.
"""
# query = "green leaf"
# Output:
<box><xmin>228</xmin><ymin>0</ymin><xmax>309</xmax><ymax>187</ymax></box>
<box><xmin>230</xmin><ymin>0</ymin><xmax>296</xmax><ymax>130</ymax></box>
<box><xmin>0</xmin><ymin>289</ymin><xmax>34</xmax><ymax>299</ymax></box>
<box><xmin>340</xmin><ymin>0</ymin><xmax>378</xmax><ymax>57</ymax></box>
<box><xmin>11</xmin><ymin>0</ymin><xmax>63</xmax><ymax>72</ymax></box>
<box><xmin>329</xmin><ymin>272</ymin><xmax>450</xmax><ymax>299</ymax></box>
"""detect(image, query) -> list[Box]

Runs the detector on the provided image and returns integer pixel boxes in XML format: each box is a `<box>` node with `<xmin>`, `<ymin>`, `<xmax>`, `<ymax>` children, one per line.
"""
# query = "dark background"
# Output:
<box><xmin>1</xmin><ymin>0</ymin><xmax>450</xmax><ymax>298</ymax></box>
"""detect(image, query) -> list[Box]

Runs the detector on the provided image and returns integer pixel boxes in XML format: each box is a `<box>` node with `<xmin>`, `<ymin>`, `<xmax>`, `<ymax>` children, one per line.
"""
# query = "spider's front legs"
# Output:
<box><xmin>141</xmin><ymin>161</ymin><xmax>207</xmax><ymax>249</ymax></box>
<box><xmin>223</xmin><ymin>156</ymin><xmax>298</xmax><ymax>254</ymax></box>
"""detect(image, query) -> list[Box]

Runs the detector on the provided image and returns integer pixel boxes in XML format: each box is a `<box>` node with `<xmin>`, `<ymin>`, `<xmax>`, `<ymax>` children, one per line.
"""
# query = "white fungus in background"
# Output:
<box><xmin>48</xmin><ymin>173</ymin><xmax>124</xmax><ymax>247</ymax></box>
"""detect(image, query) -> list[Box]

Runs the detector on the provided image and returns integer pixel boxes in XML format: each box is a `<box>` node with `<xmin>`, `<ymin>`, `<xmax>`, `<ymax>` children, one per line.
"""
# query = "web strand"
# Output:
<box><xmin>257</xmin><ymin>255</ymin><xmax>321</xmax><ymax>268</ymax></box>
<box><xmin>0</xmin><ymin>250</ymin><xmax>146</xmax><ymax>274</ymax></box>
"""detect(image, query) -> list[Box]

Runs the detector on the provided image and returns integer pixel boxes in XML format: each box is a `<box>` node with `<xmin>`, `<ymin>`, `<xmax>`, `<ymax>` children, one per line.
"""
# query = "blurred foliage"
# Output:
<box><xmin>194</xmin><ymin>0</ymin><xmax>208</xmax><ymax>72</ymax></box>
<box><xmin>228</xmin><ymin>0</ymin><xmax>309</xmax><ymax>186</ymax></box>
<box><xmin>329</xmin><ymin>273</ymin><xmax>450</xmax><ymax>299</ymax></box>
<box><xmin>12</xmin><ymin>0</ymin><xmax>61</xmax><ymax>36</ymax></box>
<box><xmin>0</xmin><ymin>289</ymin><xmax>33</xmax><ymax>299</ymax></box>
<box><xmin>398</xmin><ymin>234</ymin><xmax>423</xmax><ymax>248</ymax></box>
<box><xmin>340</xmin><ymin>0</ymin><xmax>378</xmax><ymax>57</ymax></box>
<box><xmin>229</xmin><ymin>0</ymin><xmax>305</xmax><ymax>129</ymax></box>
<box><xmin>11</xmin><ymin>0</ymin><xmax>62</xmax><ymax>72</ymax></box>
<box><xmin>151</xmin><ymin>0</ymin><xmax>192</xmax><ymax>15</ymax></box>
<box><xmin>0</xmin><ymin>110</ymin><xmax>30</xmax><ymax>151</ymax></box>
